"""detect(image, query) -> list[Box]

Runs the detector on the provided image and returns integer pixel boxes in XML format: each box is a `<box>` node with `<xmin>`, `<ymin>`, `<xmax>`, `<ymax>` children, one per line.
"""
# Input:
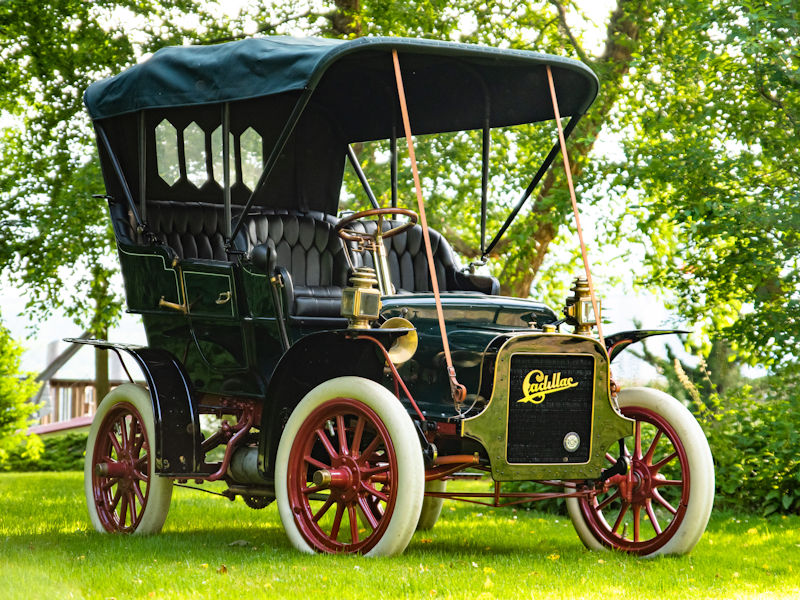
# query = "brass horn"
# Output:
<box><xmin>380</xmin><ymin>317</ymin><xmax>418</xmax><ymax>365</ymax></box>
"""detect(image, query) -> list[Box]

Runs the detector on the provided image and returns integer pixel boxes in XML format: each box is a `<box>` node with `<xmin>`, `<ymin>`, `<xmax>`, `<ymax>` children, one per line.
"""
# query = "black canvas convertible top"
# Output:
<box><xmin>86</xmin><ymin>36</ymin><xmax>598</xmax><ymax>218</ymax></box>
<box><xmin>85</xmin><ymin>36</ymin><xmax>598</xmax><ymax>136</ymax></box>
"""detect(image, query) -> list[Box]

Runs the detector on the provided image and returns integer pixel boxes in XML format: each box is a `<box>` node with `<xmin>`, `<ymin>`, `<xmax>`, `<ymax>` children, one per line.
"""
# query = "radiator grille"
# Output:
<box><xmin>506</xmin><ymin>354</ymin><xmax>594</xmax><ymax>464</ymax></box>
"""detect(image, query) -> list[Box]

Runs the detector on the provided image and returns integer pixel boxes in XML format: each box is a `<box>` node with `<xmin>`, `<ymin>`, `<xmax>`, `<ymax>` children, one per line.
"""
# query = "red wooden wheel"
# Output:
<box><xmin>286</xmin><ymin>399</ymin><xmax>399</xmax><ymax>553</ymax></box>
<box><xmin>567</xmin><ymin>388</ymin><xmax>714</xmax><ymax>556</ymax></box>
<box><xmin>276</xmin><ymin>376</ymin><xmax>424</xmax><ymax>556</ymax></box>
<box><xmin>578</xmin><ymin>405</ymin><xmax>689</xmax><ymax>553</ymax></box>
<box><xmin>85</xmin><ymin>384</ymin><xmax>172</xmax><ymax>534</ymax></box>
<box><xmin>90</xmin><ymin>402</ymin><xmax>152</xmax><ymax>532</ymax></box>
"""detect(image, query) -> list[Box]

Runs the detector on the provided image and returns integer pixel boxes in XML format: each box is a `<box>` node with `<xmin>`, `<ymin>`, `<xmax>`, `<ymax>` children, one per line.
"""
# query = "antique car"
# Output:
<box><xmin>78</xmin><ymin>35</ymin><xmax>714</xmax><ymax>557</ymax></box>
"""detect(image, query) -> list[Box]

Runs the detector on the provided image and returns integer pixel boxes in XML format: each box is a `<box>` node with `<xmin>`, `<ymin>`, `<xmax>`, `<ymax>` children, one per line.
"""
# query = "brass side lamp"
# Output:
<box><xmin>563</xmin><ymin>276</ymin><xmax>601</xmax><ymax>336</ymax></box>
<box><xmin>341</xmin><ymin>267</ymin><xmax>382</xmax><ymax>329</ymax></box>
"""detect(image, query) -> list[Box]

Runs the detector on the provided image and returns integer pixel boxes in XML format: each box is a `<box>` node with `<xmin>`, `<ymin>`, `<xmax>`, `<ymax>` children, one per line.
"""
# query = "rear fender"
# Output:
<box><xmin>65</xmin><ymin>339</ymin><xmax>202</xmax><ymax>475</ymax></box>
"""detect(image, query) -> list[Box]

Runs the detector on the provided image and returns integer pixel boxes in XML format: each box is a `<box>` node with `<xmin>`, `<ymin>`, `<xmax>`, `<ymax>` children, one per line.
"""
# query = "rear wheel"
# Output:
<box><xmin>275</xmin><ymin>376</ymin><xmax>424</xmax><ymax>556</ymax></box>
<box><xmin>417</xmin><ymin>480</ymin><xmax>447</xmax><ymax>531</ymax></box>
<box><xmin>85</xmin><ymin>384</ymin><xmax>172</xmax><ymax>534</ymax></box>
<box><xmin>566</xmin><ymin>387</ymin><xmax>714</xmax><ymax>556</ymax></box>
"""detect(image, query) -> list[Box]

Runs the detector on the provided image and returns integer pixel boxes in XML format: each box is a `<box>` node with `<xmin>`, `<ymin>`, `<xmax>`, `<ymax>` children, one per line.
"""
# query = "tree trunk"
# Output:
<box><xmin>330</xmin><ymin>0</ymin><xmax>362</xmax><ymax>37</ymax></box>
<box><xmin>90</xmin><ymin>265</ymin><xmax>112</xmax><ymax>407</ymax></box>
<box><xmin>498</xmin><ymin>0</ymin><xmax>651</xmax><ymax>297</ymax></box>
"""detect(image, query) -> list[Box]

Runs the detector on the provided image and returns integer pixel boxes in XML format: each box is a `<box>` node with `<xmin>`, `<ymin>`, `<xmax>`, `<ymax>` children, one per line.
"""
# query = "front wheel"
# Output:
<box><xmin>566</xmin><ymin>387</ymin><xmax>714</xmax><ymax>556</ymax></box>
<box><xmin>275</xmin><ymin>376</ymin><xmax>424</xmax><ymax>556</ymax></box>
<box><xmin>85</xmin><ymin>384</ymin><xmax>173</xmax><ymax>534</ymax></box>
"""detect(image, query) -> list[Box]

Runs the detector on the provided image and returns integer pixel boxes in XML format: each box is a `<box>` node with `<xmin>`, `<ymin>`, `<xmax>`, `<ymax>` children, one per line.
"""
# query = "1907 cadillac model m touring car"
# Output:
<box><xmin>78</xmin><ymin>35</ymin><xmax>714</xmax><ymax>557</ymax></box>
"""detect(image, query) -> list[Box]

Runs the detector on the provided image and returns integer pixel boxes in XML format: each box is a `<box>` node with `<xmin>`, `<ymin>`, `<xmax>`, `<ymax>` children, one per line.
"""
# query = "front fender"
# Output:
<box><xmin>604</xmin><ymin>329</ymin><xmax>688</xmax><ymax>362</ymax></box>
<box><xmin>257</xmin><ymin>329</ymin><xmax>406</xmax><ymax>479</ymax></box>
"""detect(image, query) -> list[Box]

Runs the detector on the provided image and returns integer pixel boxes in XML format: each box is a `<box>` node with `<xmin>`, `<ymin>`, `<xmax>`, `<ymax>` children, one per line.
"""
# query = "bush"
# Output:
<box><xmin>699</xmin><ymin>367</ymin><xmax>800</xmax><ymax>516</ymax></box>
<box><xmin>0</xmin><ymin>317</ymin><xmax>42</xmax><ymax>462</ymax></box>
<box><xmin>1</xmin><ymin>433</ymin><xmax>87</xmax><ymax>472</ymax></box>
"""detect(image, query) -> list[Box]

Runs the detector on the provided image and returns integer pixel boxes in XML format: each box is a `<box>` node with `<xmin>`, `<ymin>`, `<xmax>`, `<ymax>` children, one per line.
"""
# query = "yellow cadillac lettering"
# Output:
<box><xmin>517</xmin><ymin>370</ymin><xmax>579</xmax><ymax>404</ymax></box>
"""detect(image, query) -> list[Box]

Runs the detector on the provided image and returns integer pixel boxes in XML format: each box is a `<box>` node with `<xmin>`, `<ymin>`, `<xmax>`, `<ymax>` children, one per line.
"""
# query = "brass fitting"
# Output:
<box><xmin>341</xmin><ymin>267</ymin><xmax>382</xmax><ymax>329</ymax></box>
<box><xmin>564</xmin><ymin>276</ymin><xmax>601</xmax><ymax>335</ymax></box>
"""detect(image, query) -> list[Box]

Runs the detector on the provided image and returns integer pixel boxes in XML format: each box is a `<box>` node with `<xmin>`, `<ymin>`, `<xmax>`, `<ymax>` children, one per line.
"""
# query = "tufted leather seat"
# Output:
<box><xmin>239</xmin><ymin>210</ymin><xmax>351</xmax><ymax>318</ymax></box>
<box><xmin>122</xmin><ymin>201</ymin><xmax>497</xmax><ymax>320</ymax></box>
<box><xmin>145</xmin><ymin>201</ymin><xmax>229</xmax><ymax>261</ymax></box>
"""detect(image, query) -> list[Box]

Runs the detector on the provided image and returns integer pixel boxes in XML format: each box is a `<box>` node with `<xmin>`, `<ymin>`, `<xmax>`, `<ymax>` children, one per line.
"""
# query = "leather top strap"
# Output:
<box><xmin>392</xmin><ymin>49</ymin><xmax>467</xmax><ymax>409</ymax></box>
<box><xmin>546</xmin><ymin>66</ymin><xmax>604</xmax><ymax>346</ymax></box>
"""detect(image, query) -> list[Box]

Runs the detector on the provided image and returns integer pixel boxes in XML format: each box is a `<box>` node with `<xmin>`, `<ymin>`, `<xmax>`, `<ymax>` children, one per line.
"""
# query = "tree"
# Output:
<box><xmin>0</xmin><ymin>314</ymin><xmax>41</xmax><ymax>462</ymax></box>
<box><xmin>609</xmin><ymin>0</ymin><xmax>800</xmax><ymax>366</ymax></box>
<box><xmin>0</xmin><ymin>0</ymin><xmax>220</xmax><ymax>401</ymax></box>
<box><xmin>218</xmin><ymin>1</ymin><xmax>657</xmax><ymax>301</ymax></box>
<box><xmin>3</xmin><ymin>0</ymin><xmax>797</xmax><ymax>374</ymax></box>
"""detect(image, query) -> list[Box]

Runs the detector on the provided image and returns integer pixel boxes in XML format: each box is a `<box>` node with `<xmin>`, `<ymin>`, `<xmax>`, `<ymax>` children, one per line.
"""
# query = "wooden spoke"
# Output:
<box><xmin>108</xmin><ymin>430</ymin><xmax>123</xmax><ymax>457</ymax></box>
<box><xmin>611</xmin><ymin>502</ymin><xmax>629</xmax><ymax>534</ymax></box>
<box><xmin>304</xmin><ymin>455</ymin><xmax>329</xmax><ymax>471</ymax></box>
<box><xmin>133</xmin><ymin>481</ymin><xmax>146</xmax><ymax>506</ymax></box>
<box><xmin>645</xmin><ymin>499</ymin><xmax>662</xmax><ymax>535</ymax></box>
<box><xmin>351</xmin><ymin>417</ymin><xmax>365</xmax><ymax>459</ymax></box>
<box><xmin>361</xmin><ymin>481</ymin><xmax>389</xmax><ymax>503</ymax></box>
<box><xmin>642</xmin><ymin>429</ymin><xmax>663</xmax><ymax>464</ymax></box>
<box><xmin>110</xmin><ymin>488</ymin><xmax>122</xmax><ymax>512</ymax></box>
<box><xmin>357</xmin><ymin>496</ymin><xmax>379</xmax><ymax>530</ymax></box>
<box><xmin>312</xmin><ymin>496</ymin><xmax>335</xmax><ymax>523</ymax></box>
<box><xmin>597</xmin><ymin>490</ymin><xmax>620</xmax><ymax>511</ymax></box>
<box><xmin>652</xmin><ymin>489</ymin><xmax>678</xmax><ymax>515</ymax></box>
<box><xmin>348</xmin><ymin>505</ymin><xmax>359</xmax><ymax>543</ymax></box>
<box><xmin>330</xmin><ymin>502</ymin><xmax>345</xmax><ymax>541</ymax></box>
<box><xmin>653</xmin><ymin>451</ymin><xmax>679</xmax><ymax>473</ymax></box>
<box><xmin>336</xmin><ymin>415</ymin><xmax>349</xmax><ymax>456</ymax></box>
<box><xmin>315</xmin><ymin>428</ymin><xmax>338</xmax><ymax>460</ymax></box>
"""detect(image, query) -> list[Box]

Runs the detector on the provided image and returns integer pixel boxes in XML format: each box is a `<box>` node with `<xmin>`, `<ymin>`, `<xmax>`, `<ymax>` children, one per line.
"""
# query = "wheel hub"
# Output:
<box><xmin>630</xmin><ymin>462</ymin><xmax>653</xmax><ymax>504</ymax></box>
<box><xmin>317</xmin><ymin>456</ymin><xmax>362</xmax><ymax>502</ymax></box>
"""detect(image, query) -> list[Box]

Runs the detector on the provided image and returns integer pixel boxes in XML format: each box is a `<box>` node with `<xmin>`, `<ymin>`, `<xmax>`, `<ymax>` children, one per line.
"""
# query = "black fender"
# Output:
<box><xmin>604</xmin><ymin>329</ymin><xmax>688</xmax><ymax>362</ymax></box>
<box><xmin>65</xmin><ymin>339</ymin><xmax>202</xmax><ymax>475</ymax></box>
<box><xmin>257</xmin><ymin>329</ymin><xmax>406</xmax><ymax>479</ymax></box>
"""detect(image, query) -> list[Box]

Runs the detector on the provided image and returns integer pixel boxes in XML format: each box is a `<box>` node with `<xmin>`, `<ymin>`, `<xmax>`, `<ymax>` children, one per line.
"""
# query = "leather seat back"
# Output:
<box><xmin>239</xmin><ymin>209</ymin><xmax>350</xmax><ymax>289</ymax></box>
<box><xmin>138</xmin><ymin>200</ymin><xmax>229</xmax><ymax>261</ymax></box>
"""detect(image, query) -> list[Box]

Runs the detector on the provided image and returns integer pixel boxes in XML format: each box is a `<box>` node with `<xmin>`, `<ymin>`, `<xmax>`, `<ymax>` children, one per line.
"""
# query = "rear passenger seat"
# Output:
<box><xmin>120</xmin><ymin>200</ymin><xmax>498</xmax><ymax>320</ymax></box>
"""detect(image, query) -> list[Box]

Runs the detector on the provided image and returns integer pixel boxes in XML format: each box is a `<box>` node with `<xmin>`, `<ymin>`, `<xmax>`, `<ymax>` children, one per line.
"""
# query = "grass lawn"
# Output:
<box><xmin>1</xmin><ymin>472</ymin><xmax>799</xmax><ymax>599</ymax></box>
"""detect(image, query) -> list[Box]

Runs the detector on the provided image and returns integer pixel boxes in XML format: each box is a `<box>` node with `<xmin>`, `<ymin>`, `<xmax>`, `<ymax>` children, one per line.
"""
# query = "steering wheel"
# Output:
<box><xmin>335</xmin><ymin>208</ymin><xmax>418</xmax><ymax>242</ymax></box>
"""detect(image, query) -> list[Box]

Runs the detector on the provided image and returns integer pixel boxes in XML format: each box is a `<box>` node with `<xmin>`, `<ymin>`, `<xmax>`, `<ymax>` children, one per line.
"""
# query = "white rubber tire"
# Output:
<box><xmin>566</xmin><ymin>387</ymin><xmax>714</xmax><ymax>556</ymax></box>
<box><xmin>85</xmin><ymin>384</ymin><xmax>173</xmax><ymax>534</ymax></box>
<box><xmin>275</xmin><ymin>376</ymin><xmax>424</xmax><ymax>556</ymax></box>
<box><xmin>417</xmin><ymin>479</ymin><xmax>447</xmax><ymax>531</ymax></box>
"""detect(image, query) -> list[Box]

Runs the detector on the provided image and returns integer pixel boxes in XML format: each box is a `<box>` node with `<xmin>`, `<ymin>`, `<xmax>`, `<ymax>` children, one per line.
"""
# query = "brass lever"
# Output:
<box><xmin>159</xmin><ymin>297</ymin><xmax>188</xmax><ymax>313</ymax></box>
<box><xmin>215</xmin><ymin>291</ymin><xmax>232</xmax><ymax>305</ymax></box>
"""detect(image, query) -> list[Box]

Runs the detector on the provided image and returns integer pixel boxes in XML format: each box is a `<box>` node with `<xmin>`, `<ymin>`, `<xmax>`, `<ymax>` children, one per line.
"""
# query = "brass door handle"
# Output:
<box><xmin>215</xmin><ymin>291</ymin><xmax>232</xmax><ymax>305</ymax></box>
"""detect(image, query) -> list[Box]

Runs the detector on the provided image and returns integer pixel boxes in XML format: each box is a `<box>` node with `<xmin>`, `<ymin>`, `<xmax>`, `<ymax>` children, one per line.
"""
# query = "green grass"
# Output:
<box><xmin>1</xmin><ymin>472</ymin><xmax>799</xmax><ymax>599</ymax></box>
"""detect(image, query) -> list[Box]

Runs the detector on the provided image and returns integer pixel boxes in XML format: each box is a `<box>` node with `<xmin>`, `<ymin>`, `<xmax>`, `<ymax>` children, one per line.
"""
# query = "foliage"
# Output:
<box><xmin>0</xmin><ymin>0</ymin><xmax>208</xmax><ymax>334</ymax></box>
<box><xmin>611</xmin><ymin>0</ymin><xmax>800</xmax><ymax>366</ymax></box>
<box><xmin>644</xmin><ymin>350</ymin><xmax>800</xmax><ymax>516</ymax></box>
<box><xmin>192</xmin><ymin>0</ymin><xmax>654</xmax><ymax>302</ymax></box>
<box><xmin>692</xmin><ymin>366</ymin><xmax>800</xmax><ymax>516</ymax></box>
<box><xmin>0</xmin><ymin>316</ymin><xmax>41</xmax><ymax>462</ymax></box>
<box><xmin>0</xmin><ymin>432</ymin><xmax>87</xmax><ymax>472</ymax></box>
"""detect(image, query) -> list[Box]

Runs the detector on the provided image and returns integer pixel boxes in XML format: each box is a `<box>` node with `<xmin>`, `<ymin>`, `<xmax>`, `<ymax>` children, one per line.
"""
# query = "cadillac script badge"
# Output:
<box><xmin>517</xmin><ymin>370</ymin><xmax>578</xmax><ymax>404</ymax></box>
